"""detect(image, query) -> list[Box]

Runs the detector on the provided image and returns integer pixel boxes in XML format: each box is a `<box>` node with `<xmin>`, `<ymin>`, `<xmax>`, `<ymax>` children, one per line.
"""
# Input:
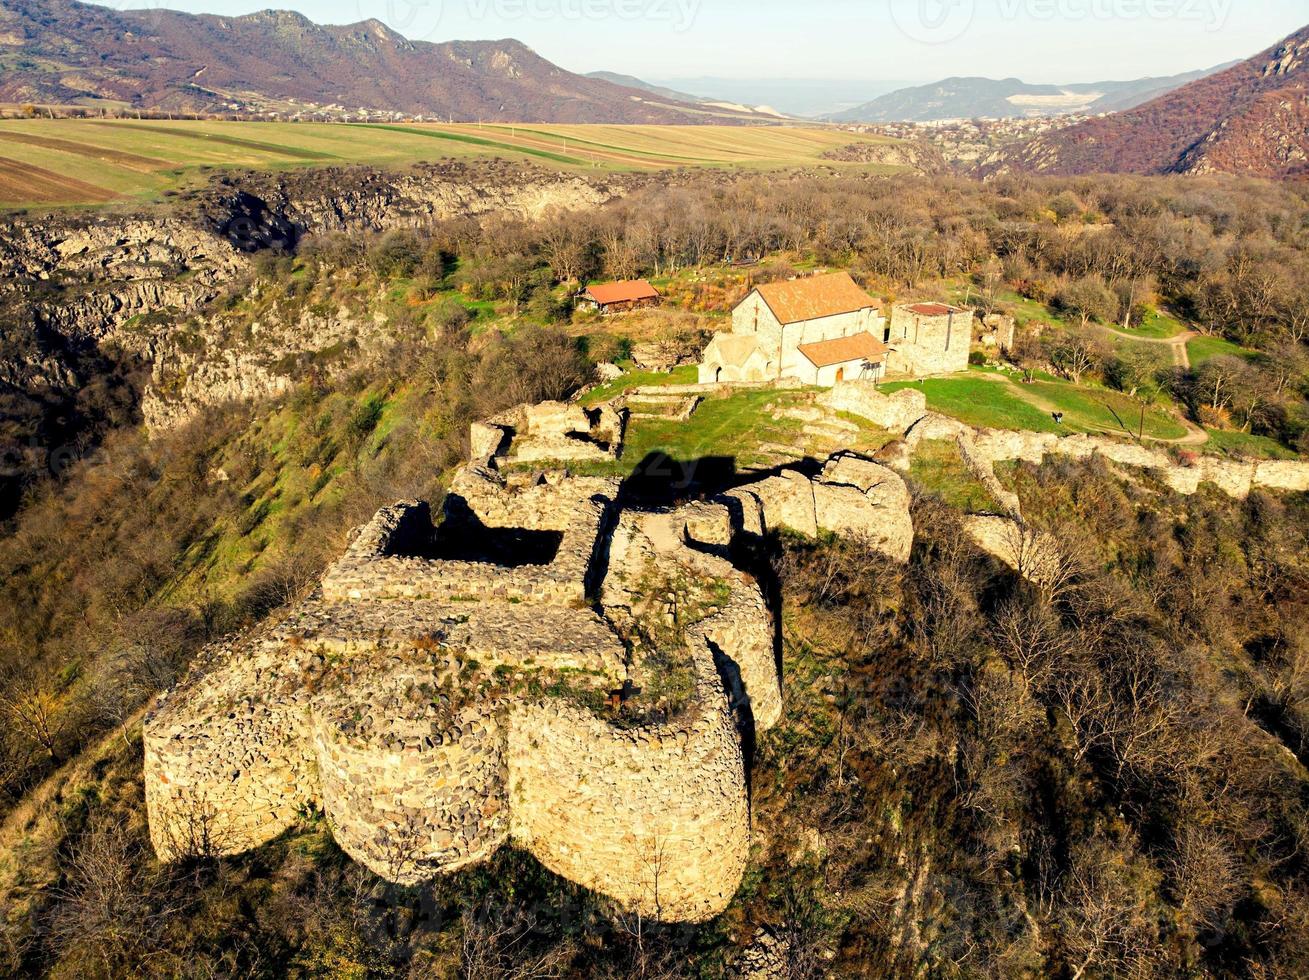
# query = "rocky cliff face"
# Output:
<box><xmin>0</xmin><ymin>162</ymin><xmax>626</xmax><ymax>506</ymax></box>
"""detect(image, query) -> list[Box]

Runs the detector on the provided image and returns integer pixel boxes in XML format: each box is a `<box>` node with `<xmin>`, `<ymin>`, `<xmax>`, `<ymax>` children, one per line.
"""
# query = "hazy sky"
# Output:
<box><xmin>121</xmin><ymin>0</ymin><xmax>1309</xmax><ymax>83</ymax></box>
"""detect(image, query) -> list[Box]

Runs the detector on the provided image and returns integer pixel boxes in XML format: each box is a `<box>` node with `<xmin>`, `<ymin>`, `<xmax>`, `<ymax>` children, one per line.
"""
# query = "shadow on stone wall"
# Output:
<box><xmin>618</xmin><ymin>452</ymin><xmax>826</xmax><ymax>508</ymax></box>
<box><xmin>433</xmin><ymin>495</ymin><xmax>565</xmax><ymax>567</ymax></box>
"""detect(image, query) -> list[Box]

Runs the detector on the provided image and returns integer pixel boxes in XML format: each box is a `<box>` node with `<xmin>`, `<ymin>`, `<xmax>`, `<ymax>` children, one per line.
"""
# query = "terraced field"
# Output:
<box><xmin>0</xmin><ymin>119</ymin><xmax>908</xmax><ymax>209</ymax></box>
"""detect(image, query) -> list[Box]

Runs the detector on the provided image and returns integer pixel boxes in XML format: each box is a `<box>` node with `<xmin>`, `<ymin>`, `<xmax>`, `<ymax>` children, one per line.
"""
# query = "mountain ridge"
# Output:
<box><xmin>0</xmin><ymin>0</ymin><xmax>761</xmax><ymax>123</ymax></box>
<box><xmin>983</xmin><ymin>23</ymin><xmax>1309</xmax><ymax>178</ymax></box>
<box><xmin>831</xmin><ymin>65</ymin><xmax>1234</xmax><ymax>123</ymax></box>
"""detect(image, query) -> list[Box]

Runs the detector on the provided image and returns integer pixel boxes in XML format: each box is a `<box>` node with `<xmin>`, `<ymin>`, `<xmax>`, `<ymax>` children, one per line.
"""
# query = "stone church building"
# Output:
<box><xmin>698</xmin><ymin>272</ymin><xmax>889</xmax><ymax>386</ymax></box>
<box><xmin>699</xmin><ymin>272</ymin><xmax>975</xmax><ymax>387</ymax></box>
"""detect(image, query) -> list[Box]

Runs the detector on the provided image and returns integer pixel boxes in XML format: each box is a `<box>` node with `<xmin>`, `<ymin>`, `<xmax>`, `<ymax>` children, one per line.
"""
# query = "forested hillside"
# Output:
<box><xmin>1</xmin><ymin>166</ymin><xmax>1309</xmax><ymax>976</ymax></box>
<box><xmin>988</xmin><ymin>23</ymin><xmax>1309</xmax><ymax>178</ymax></box>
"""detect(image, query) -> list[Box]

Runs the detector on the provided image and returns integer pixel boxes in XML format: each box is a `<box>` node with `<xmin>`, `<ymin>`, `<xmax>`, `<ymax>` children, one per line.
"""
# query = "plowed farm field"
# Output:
<box><xmin>0</xmin><ymin>119</ymin><xmax>911</xmax><ymax>209</ymax></box>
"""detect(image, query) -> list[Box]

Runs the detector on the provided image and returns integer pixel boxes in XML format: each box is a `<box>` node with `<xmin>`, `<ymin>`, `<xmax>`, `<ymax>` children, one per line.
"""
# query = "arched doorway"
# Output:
<box><xmin>836</xmin><ymin>367</ymin><xmax>846</xmax><ymax>382</ymax></box>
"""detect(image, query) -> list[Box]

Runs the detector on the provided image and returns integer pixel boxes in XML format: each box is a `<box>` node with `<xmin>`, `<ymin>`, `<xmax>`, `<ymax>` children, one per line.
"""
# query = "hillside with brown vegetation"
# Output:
<box><xmin>0</xmin><ymin>0</ymin><xmax>761</xmax><ymax>123</ymax></box>
<box><xmin>2</xmin><ymin>163</ymin><xmax>1309</xmax><ymax>975</ymax></box>
<box><xmin>986</xmin><ymin>23</ymin><xmax>1309</xmax><ymax>178</ymax></box>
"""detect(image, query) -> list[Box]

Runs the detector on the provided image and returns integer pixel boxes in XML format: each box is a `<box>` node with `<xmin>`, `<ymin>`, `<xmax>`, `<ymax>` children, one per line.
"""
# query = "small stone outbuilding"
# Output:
<box><xmin>886</xmin><ymin>302</ymin><xmax>974</xmax><ymax>376</ymax></box>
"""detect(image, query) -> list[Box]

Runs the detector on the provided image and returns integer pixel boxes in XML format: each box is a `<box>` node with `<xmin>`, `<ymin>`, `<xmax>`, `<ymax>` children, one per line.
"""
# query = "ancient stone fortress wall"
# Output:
<box><xmin>471</xmin><ymin>401</ymin><xmax>626</xmax><ymax>467</ymax></box>
<box><xmin>823</xmin><ymin>379</ymin><xmax>1309</xmax><ymax>503</ymax></box>
<box><xmin>153</xmin><ymin>427</ymin><xmax>904</xmax><ymax>920</ymax></box>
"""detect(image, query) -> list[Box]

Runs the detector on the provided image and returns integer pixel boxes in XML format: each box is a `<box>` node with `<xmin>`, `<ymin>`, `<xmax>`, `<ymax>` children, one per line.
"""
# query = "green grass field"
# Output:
<box><xmin>911</xmin><ymin>439</ymin><xmax>1001</xmax><ymax>511</ymax></box>
<box><xmin>882</xmin><ymin>374</ymin><xmax>1188</xmax><ymax>440</ymax></box>
<box><xmin>1024</xmin><ymin>381</ymin><xmax>1188</xmax><ymax>440</ymax></box>
<box><xmin>0</xmin><ymin>119</ymin><xmax>911</xmax><ymax>210</ymax></box>
<box><xmin>882</xmin><ymin>377</ymin><xmax>1064</xmax><ymax>433</ymax></box>
<box><xmin>1122</xmin><ymin>309</ymin><xmax>1189</xmax><ymax>340</ymax></box>
<box><xmin>1187</xmin><ymin>335</ymin><xmax>1260</xmax><ymax>366</ymax></box>
<box><xmin>1202</xmin><ymin>429</ymin><xmax>1300</xmax><ymax>460</ymax></box>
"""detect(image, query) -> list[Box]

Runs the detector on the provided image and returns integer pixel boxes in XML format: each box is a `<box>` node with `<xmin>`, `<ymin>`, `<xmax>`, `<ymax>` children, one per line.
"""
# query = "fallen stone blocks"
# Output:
<box><xmin>471</xmin><ymin>400</ymin><xmax>626</xmax><ymax>466</ymax></box>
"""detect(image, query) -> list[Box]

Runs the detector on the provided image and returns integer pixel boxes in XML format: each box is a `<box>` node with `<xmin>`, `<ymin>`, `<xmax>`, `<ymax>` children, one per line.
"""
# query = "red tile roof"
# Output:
<box><xmin>584</xmin><ymin>280</ymin><xmax>660</xmax><ymax>305</ymax></box>
<box><xmin>905</xmin><ymin>302</ymin><xmax>964</xmax><ymax>317</ymax></box>
<box><xmin>754</xmin><ymin>272</ymin><xmax>879</xmax><ymax>325</ymax></box>
<box><xmin>797</xmin><ymin>332</ymin><xmax>888</xmax><ymax>369</ymax></box>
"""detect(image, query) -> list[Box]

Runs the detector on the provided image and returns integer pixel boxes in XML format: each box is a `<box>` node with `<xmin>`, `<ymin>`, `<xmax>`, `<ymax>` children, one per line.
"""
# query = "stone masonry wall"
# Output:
<box><xmin>887</xmin><ymin>305</ymin><xmax>974</xmax><ymax>376</ymax></box>
<box><xmin>507</xmin><ymin>647</ymin><xmax>750</xmax><ymax>923</ymax></box>
<box><xmin>147</xmin><ymin>446</ymin><xmax>787</xmax><ymax>924</ymax></box>
<box><xmin>313</xmin><ymin>664</ymin><xmax>511</xmax><ymax>883</ymax></box>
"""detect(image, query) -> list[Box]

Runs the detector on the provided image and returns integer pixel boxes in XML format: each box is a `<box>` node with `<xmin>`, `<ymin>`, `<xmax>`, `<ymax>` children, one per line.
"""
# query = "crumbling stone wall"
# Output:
<box><xmin>818</xmin><ymin>381</ymin><xmax>927</xmax><ymax>432</ymax></box>
<box><xmin>313</xmin><ymin>663</ymin><xmax>512</xmax><ymax>881</ymax></box>
<box><xmin>727</xmin><ymin>455</ymin><xmax>916</xmax><ymax>563</ymax></box>
<box><xmin>508</xmin><ymin>652</ymin><xmax>750</xmax><ymax>923</ymax></box>
<box><xmin>969</xmin><ymin>428</ymin><xmax>1309</xmax><ymax>500</ymax></box>
<box><xmin>147</xmin><ymin>440</ymin><xmax>787</xmax><ymax>923</ymax></box>
<box><xmin>471</xmin><ymin>401</ymin><xmax>627</xmax><ymax>466</ymax></box>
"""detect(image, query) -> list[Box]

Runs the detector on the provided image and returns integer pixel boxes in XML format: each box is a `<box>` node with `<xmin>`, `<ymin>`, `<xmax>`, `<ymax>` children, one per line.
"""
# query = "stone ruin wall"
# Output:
<box><xmin>823</xmin><ymin>379</ymin><xmax>1309</xmax><ymax>502</ymax></box>
<box><xmin>508</xmin><ymin>652</ymin><xmax>750</xmax><ymax>924</ymax></box>
<box><xmin>147</xmin><ymin>448</ymin><xmax>817</xmax><ymax>922</ymax></box>
<box><xmin>471</xmin><ymin>401</ymin><xmax>627</xmax><ymax>467</ymax></box>
<box><xmin>149</xmin><ymin>379</ymin><xmax>1309</xmax><ymax>922</ymax></box>
<box><xmin>313</xmin><ymin>673</ymin><xmax>512</xmax><ymax>881</ymax></box>
<box><xmin>144</xmin><ymin>626</ymin><xmax>320</xmax><ymax>860</ymax></box>
<box><xmin>968</xmin><ymin>428</ymin><xmax>1309</xmax><ymax>498</ymax></box>
<box><xmin>724</xmin><ymin>453</ymin><xmax>916</xmax><ymax>565</ymax></box>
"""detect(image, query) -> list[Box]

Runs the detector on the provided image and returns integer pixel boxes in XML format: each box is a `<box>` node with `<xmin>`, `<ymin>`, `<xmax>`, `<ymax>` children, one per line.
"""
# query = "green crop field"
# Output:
<box><xmin>0</xmin><ymin>119</ymin><xmax>910</xmax><ymax>210</ymax></box>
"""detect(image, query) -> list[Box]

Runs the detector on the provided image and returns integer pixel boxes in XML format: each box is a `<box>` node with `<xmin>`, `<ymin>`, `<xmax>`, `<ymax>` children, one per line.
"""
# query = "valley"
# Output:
<box><xmin>3</xmin><ymin>5</ymin><xmax>1309</xmax><ymax>978</ymax></box>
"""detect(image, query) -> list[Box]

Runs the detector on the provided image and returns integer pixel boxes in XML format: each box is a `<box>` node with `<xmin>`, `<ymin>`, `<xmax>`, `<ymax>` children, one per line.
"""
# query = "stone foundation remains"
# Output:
<box><xmin>471</xmin><ymin>401</ymin><xmax>626</xmax><ymax>466</ymax></box>
<box><xmin>147</xmin><ymin>432</ymin><xmax>810</xmax><ymax>922</ymax></box>
<box><xmin>147</xmin><ymin>384</ymin><xmax>1307</xmax><ymax>922</ymax></box>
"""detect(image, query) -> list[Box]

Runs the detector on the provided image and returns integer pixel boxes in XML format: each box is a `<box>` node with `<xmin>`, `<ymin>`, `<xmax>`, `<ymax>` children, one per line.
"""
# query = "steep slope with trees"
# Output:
<box><xmin>986</xmin><ymin>24</ymin><xmax>1309</xmax><ymax>177</ymax></box>
<box><xmin>1</xmin><ymin>164</ymin><xmax>1308</xmax><ymax>976</ymax></box>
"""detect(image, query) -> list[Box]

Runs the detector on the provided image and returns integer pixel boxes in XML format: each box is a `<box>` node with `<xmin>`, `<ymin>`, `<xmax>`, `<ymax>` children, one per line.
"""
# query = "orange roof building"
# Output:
<box><xmin>699</xmin><ymin>271</ymin><xmax>890</xmax><ymax>387</ymax></box>
<box><xmin>797</xmin><ymin>332</ymin><xmax>888</xmax><ymax>369</ymax></box>
<box><xmin>753</xmin><ymin>272</ymin><xmax>882</xmax><ymax>325</ymax></box>
<box><xmin>579</xmin><ymin>280</ymin><xmax>661</xmax><ymax>313</ymax></box>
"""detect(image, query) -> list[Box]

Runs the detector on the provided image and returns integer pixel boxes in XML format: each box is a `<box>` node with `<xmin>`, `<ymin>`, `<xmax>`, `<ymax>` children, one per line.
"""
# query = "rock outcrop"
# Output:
<box><xmin>0</xmin><ymin>162</ymin><xmax>626</xmax><ymax>434</ymax></box>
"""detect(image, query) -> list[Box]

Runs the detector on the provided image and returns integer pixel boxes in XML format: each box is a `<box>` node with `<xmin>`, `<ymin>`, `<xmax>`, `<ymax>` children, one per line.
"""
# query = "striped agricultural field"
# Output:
<box><xmin>0</xmin><ymin>119</ymin><xmax>915</xmax><ymax>209</ymax></box>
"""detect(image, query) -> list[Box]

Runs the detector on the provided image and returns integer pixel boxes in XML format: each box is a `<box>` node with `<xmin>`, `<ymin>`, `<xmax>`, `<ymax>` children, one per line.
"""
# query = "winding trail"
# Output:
<box><xmin>1098</xmin><ymin>324</ymin><xmax>1200</xmax><ymax>369</ymax></box>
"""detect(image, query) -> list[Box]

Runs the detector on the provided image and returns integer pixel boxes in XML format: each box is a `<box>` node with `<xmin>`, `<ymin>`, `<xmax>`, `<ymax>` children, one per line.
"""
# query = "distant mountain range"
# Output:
<box><xmin>644</xmin><ymin>78</ymin><xmax>917</xmax><ymax>119</ymax></box>
<box><xmin>0</xmin><ymin>0</ymin><xmax>768</xmax><ymax>123</ymax></box>
<box><xmin>986</xmin><ymin>23</ymin><xmax>1309</xmax><ymax>179</ymax></box>
<box><xmin>584</xmin><ymin>72</ymin><xmax>787</xmax><ymax>118</ymax></box>
<box><xmin>831</xmin><ymin>66</ymin><xmax>1236</xmax><ymax>123</ymax></box>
